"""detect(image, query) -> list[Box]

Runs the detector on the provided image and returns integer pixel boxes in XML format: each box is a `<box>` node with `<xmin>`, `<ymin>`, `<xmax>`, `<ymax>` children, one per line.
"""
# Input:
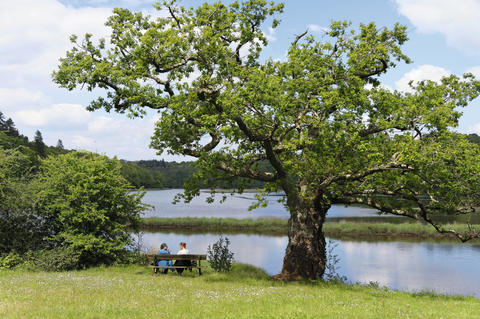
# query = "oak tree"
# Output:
<box><xmin>54</xmin><ymin>0</ymin><xmax>480</xmax><ymax>280</ymax></box>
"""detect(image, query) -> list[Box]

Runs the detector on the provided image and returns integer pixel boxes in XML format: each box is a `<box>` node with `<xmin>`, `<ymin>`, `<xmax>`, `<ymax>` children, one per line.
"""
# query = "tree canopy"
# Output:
<box><xmin>54</xmin><ymin>0</ymin><xmax>480</xmax><ymax>279</ymax></box>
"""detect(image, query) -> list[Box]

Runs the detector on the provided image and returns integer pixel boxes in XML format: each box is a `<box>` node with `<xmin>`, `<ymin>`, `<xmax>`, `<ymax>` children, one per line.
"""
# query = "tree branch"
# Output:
<box><xmin>97</xmin><ymin>78</ymin><xmax>170</xmax><ymax>109</ymax></box>
<box><xmin>355</xmin><ymin>59</ymin><xmax>388</xmax><ymax>79</ymax></box>
<box><xmin>358</xmin><ymin>124</ymin><xmax>410</xmax><ymax>137</ymax></box>
<box><xmin>151</xmin><ymin>58</ymin><xmax>195</xmax><ymax>74</ymax></box>
<box><xmin>335</xmin><ymin>192</ymin><xmax>480</xmax><ymax>242</ymax></box>
<box><xmin>168</xmin><ymin>6</ymin><xmax>182</xmax><ymax>30</ymax></box>
<box><xmin>217</xmin><ymin>160</ymin><xmax>278</xmax><ymax>182</ymax></box>
<box><xmin>182</xmin><ymin>145</ymin><xmax>278</xmax><ymax>182</ymax></box>
<box><xmin>235</xmin><ymin>42</ymin><xmax>245</xmax><ymax>64</ymax></box>
<box><xmin>320</xmin><ymin>162</ymin><xmax>415</xmax><ymax>188</ymax></box>
<box><xmin>291</xmin><ymin>30</ymin><xmax>308</xmax><ymax>46</ymax></box>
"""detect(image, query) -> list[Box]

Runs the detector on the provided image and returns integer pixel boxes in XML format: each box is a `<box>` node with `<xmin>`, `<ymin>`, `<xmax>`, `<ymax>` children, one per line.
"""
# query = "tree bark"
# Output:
<box><xmin>273</xmin><ymin>196</ymin><xmax>328</xmax><ymax>281</ymax></box>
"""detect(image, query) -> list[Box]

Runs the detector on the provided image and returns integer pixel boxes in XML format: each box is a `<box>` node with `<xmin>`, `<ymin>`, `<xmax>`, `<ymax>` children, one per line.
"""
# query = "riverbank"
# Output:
<box><xmin>1</xmin><ymin>264</ymin><xmax>478</xmax><ymax>318</ymax></box>
<box><xmin>139</xmin><ymin>217</ymin><xmax>480</xmax><ymax>241</ymax></box>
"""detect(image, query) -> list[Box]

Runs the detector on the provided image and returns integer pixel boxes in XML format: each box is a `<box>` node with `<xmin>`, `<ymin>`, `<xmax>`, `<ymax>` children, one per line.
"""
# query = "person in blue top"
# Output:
<box><xmin>156</xmin><ymin>243</ymin><xmax>172</xmax><ymax>274</ymax></box>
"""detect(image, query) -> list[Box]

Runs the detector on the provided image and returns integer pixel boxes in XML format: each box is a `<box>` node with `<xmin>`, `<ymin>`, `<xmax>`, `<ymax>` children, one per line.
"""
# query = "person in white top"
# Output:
<box><xmin>177</xmin><ymin>242</ymin><xmax>190</xmax><ymax>254</ymax></box>
<box><xmin>175</xmin><ymin>242</ymin><xmax>191</xmax><ymax>274</ymax></box>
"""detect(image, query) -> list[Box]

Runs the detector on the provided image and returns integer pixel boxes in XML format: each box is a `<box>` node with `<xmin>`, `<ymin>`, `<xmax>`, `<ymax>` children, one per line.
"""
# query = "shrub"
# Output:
<box><xmin>324</xmin><ymin>239</ymin><xmax>347</xmax><ymax>282</ymax></box>
<box><xmin>207</xmin><ymin>236</ymin><xmax>234</xmax><ymax>272</ymax></box>
<box><xmin>31</xmin><ymin>152</ymin><xmax>148</xmax><ymax>267</ymax></box>
<box><xmin>26</xmin><ymin>246</ymin><xmax>82</xmax><ymax>271</ymax></box>
<box><xmin>113</xmin><ymin>250</ymin><xmax>149</xmax><ymax>266</ymax></box>
<box><xmin>0</xmin><ymin>252</ymin><xmax>23</xmax><ymax>269</ymax></box>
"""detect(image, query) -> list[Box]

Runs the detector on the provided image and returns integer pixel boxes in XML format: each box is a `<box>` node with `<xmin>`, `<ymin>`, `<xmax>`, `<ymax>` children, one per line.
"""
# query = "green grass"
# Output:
<box><xmin>139</xmin><ymin>217</ymin><xmax>479</xmax><ymax>240</ymax></box>
<box><xmin>324</xmin><ymin>221</ymin><xmax>479</xmax><ymax>240</ymax></box>
<box><xmin>0</xmin><ymin>264</ymin><xmax>478</xmax><ymax>318</ymax></box>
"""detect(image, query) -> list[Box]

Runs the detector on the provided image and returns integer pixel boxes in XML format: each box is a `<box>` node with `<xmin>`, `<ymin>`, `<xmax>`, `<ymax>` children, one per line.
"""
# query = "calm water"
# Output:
<box><xmin>142</xmin><ymin>189</ymin><xmax>382</xmax><ymax>219</ymax></box>
<box><xmin>138</xmin><ymin>231</ymin><xmax>480</xmax><ymax>298</ymax></box>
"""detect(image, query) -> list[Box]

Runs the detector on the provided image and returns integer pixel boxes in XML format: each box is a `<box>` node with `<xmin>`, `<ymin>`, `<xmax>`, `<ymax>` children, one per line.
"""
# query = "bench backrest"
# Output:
<box><xmin>150</xmin><ymin>254</ymin><xmax>207</xmax><ymax>261</ymax></box>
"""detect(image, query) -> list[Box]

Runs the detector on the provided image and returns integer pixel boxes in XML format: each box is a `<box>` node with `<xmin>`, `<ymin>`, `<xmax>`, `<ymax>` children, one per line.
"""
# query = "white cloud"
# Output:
<box><xmin>80</xmin><ymin>115</ymin><xmax>159</xmax><ymax>159</ymax></box>
<box><xmin>364</xmin><ymin>83</ymin><xmax>394</xmax><ymax>92</ymax></box>
<box><xmin>466</xmin><ymin>66</ymin><xmax>480</xmax><ymax>78</ymax></box>
<box><xmin>13</xmin><ymin>103</ymin><xmax>91</xmax><ymax>129</ymax></box>
<box><xmin>0</xmin><ymin>0</ymin><xmax>112</xmax><ymax>88</ymax></box>
<box><xmin>0</xmin><ymin>0</ymin><xmax>167</xmax><ymax>89</ymax></box>
<box><xmin>396</xmin><ymin>0</ymin><xmax>480</xmax><ymax>53</ymax></box>
<box><xmin>307</xmin><ymin>24</ymin><xmax>329</xmax><ymax>34</ymax></box>
<box><xmin>16</xmin><ymin>107</ymin><xmax>160</xmax><ymax>159</ymax></box>
<box><xmin>395</xmin><ymin>65</ymin><xmax>450</xmax><ymax>92</ymax></box>
<box><xmin>467</xmin><ymin>122</ymin><xmax>480</xmax><ymax>134</ymax></box>
<box><xmin>264</xmin><ymin>27</ymin><xmax>277</xmax><ymax>42</ymax></box>
<box><xmin>0</xmin><ymin>88</ymin><xmax>48</xmax><ymax>113</ymax></box>
<box><xmin>88</xmin><ymin>116</ymin><xmax>118</xmax><ymax>134</ymax></box>
<box><xmin>71</xmin><ymin>135</ymin><xmax>96</xmax><ymax>149</ymax></box>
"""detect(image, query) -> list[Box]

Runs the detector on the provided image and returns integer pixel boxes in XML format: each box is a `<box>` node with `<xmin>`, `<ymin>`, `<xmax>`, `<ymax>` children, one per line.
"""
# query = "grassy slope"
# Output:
<box><xmin>1</xmin><ymin>264</ymin><xmax>478</xmax><ymax>319</ymax></box>
<box><xmin>140</xmin><ymin>217</ymin><xmax>479</xmax><ymax>240</ymax></box>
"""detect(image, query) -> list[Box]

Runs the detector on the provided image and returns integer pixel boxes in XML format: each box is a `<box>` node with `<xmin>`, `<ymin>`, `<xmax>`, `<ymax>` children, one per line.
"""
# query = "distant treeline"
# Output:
<box><xmin>130</xmin><ymin>159</ymin><xmax>267</xmax><ymax>189</ymax></box>
<box><xmin>466</xmin><ymin>133</ymin><xmax>480</xmax><ymax>147</ymax></box>
<box><xmin>119</xmin><ymin>161</ymin><xmax>165</xmax><ymax>188</ymax></box>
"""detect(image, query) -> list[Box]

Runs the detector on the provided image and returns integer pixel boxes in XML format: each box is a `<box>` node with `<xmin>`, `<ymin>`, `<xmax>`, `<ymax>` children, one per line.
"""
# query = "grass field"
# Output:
<box><xmin>1</xmin><ymin>264</ymin><xmax>479</xmax><ymax>319</ymax></box>
<box><xmin>139</xmin><ymin>217</ymin><xmax>479</xmax><ymax>241</ymax></box>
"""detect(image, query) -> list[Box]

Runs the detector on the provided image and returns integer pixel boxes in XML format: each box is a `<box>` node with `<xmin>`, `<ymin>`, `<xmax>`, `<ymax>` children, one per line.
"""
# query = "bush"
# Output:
<box><xmin>31</xmin><ymin>152</ymin><xmax>147</xmax><ymax>267</ymax></box>
<box><xmin>324</xmin><ymin>239</ymin><xmax>347</xmax><ymax>282</ymax></box>
<box><xmin>26</xmin><ymin>247</ymin><xmax>82</xmax><ymax>271</ymax></box>
<box><xmin>0</xmin><ymin>252</ymin><xmax>23</xmax><ymax>269</ymax></box>
<box><xmin>207</xmin><ymin>236</ymin><xmax>234</xmax><ymax>272</ymax></box>
<box><xmin>113</xmin><ymin>250</ymin><xmax>149</xmax><ymax>266</ymax></box>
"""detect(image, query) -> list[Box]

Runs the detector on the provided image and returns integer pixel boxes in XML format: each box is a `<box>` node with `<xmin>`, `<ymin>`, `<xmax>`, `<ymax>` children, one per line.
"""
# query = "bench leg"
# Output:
<box><xmin>198</xmin><ymin>260</ymin><xmax>202</xmax><ymax>275</ymax></box>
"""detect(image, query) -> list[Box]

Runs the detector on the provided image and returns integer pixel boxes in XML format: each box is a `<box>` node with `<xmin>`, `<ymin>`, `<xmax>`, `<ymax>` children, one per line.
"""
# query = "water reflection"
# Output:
<box><xmin>138</xmin><ymin>231</ymin><xmax>480</xmax><ymax>298</ymax></box>
<box><xmin>142</xmin><ymin>189</ymin><xmax>381</xmax><ymax>219</ymax></box>
<box><xmin>139</xmin><ymin>231</ymin><xmax>288</xmax><ymax>273</ymax></box>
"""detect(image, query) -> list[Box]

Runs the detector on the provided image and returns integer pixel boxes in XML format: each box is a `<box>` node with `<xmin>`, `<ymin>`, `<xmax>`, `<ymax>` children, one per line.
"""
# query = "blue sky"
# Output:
<box><xmin>1</xmin><ymin>0</ymin><xmax>480</xmax><ymax>160</ymax></box>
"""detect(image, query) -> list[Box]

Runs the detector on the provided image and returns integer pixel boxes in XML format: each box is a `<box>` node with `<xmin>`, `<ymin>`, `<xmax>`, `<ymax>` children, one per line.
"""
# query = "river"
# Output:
<box><xmin>142</xmin><ymin>189</ymin><xmax>383</xmax><ymax>219</ymax></box>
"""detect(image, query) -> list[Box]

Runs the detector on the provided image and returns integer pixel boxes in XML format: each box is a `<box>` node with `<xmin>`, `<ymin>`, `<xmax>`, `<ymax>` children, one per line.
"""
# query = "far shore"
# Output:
<box><xmin>138</xmin><ymin>217</ymin><xmax>480</xmax><ymax>241</ymax></box>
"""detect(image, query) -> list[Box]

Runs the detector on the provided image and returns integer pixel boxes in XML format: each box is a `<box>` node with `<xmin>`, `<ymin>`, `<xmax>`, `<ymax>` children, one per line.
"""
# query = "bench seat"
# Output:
<box><xmin>148</xmin><ymin>254</ymin><xmax>207</xmax><ymax>275</ymax></box>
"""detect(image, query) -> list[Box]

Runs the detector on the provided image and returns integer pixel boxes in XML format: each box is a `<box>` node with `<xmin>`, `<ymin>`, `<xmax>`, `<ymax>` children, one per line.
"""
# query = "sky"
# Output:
<box><xmin>2</xmin><ymin>0</ymin><xmax>480</xmax><ymax>161</ymax></box>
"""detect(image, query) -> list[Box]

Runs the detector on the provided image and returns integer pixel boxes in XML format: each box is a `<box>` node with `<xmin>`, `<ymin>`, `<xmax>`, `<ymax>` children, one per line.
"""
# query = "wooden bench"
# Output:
<box><xmin>148</xmin><ymin>254</ymin><xmax>207</xmax><ymax>275</ymax></box>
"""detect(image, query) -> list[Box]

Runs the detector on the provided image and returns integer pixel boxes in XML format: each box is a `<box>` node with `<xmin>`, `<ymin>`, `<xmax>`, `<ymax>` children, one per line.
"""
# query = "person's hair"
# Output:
<box><xmin>160</xmin><ymin>243</ymin><xmax>168</xmax><ymax>250</ymax></box>
<box><xmin>180</xmin><ymin>242</ymin><xmax>186</xmax><ymax>248</ymax></box>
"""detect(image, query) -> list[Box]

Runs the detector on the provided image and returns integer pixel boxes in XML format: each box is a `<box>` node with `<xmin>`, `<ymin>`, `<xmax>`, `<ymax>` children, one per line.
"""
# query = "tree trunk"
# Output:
<box><xmin>274</xmin><ymin>197</ymin><xmax>328</xmax><ymax>281</ymax></box>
